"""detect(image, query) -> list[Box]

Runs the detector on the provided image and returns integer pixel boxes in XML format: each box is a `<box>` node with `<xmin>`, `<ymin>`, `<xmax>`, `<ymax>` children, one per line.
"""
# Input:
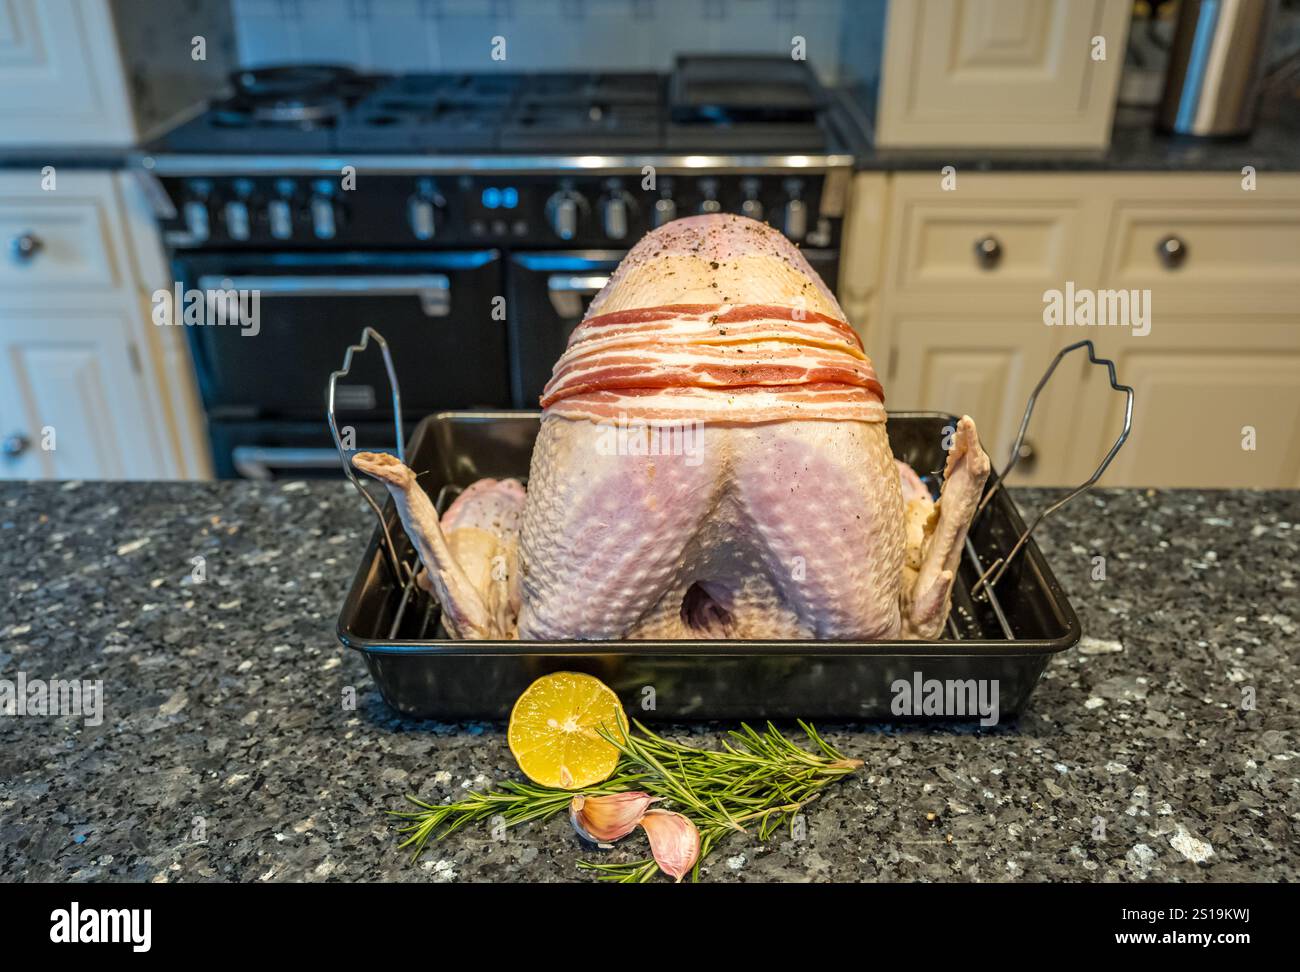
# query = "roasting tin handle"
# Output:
<box><xmin>969</xmin><ymin>339</ymin><xmax>1134</xmax><ymax>598</ymax></box>
<box><xmin>327</xmin><ymin>328</ymin><xmax>409</xmax><ymax>583</ymax></box>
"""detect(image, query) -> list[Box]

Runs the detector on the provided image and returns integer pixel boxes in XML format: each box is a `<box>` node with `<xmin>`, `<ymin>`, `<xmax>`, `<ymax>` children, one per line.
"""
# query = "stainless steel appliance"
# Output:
<box><xmin>136</xmin><ymin>60</ymin><xmax>856</xmax><ymax>478</ymax></box>
<box><xmin>1157</xmin><ymin>0</ymin><xmax>1277</xmax><ymax>137</ymax></box>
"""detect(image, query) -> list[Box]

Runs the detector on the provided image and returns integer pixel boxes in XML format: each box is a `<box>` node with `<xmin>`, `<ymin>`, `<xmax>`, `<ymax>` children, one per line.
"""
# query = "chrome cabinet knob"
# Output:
<box><xmin>1156</xmin><ymin>234</ymin><xmax>1188</xmax><ymax>269</ymax></box>
<box><xmin>974</xmin><ymin>235</ymin><xmax>1002</xmax><ymax>270</ymax></box>
<box><xmin>1016</xmin><ymin>439</ymin><xmax>1037</xmax><ymax>470</ymax></box>
<box><xmin>9</xmin><ymin>232</ymin><xmax>43</xmax><ymax>264</ymax></box>
<box><xmin>2</xmin><ymin>433</ymin><xmax>30</xmax><ymax>458</ymax></box>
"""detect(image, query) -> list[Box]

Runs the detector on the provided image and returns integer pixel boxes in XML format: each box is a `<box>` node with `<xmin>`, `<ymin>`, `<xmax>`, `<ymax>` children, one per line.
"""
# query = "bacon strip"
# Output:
<box><xmin>573</xmin><ymin>303</ymin><xmax>864</xmax><ymax>351</ymax></box>
<box><xmin>543</xmin><ymin>302</ymin><xmax>885</xmax><ymax>424</ymax></box>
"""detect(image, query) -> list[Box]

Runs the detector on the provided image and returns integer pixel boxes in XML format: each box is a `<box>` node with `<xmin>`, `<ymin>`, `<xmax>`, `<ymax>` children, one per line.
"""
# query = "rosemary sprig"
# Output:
<box><xmin>389</xmin><ymin>773</ymin><xmax>648</xmax><ymax>860</ymax></box>
<box><xmin>579</xmin><ymin>720</ymin><xmax>861</xmax><ymax>881</ymax></box>
<box><xmin>389</xmin><ymin>720</ymin><xmax>862</xmax><ymax>881</ymax></box>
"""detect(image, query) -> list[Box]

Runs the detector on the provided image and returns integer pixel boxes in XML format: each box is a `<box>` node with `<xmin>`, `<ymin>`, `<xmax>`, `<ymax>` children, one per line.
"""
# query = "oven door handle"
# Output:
<box><xmin>231</xmin><ymin>445</ymin><xmax>384</xmax><ymax>480</ymax></box>
<box><xmin>197</xmin><ymin>274</ymin><xmax>451</xmax><ymax>317</ymax></box>
<box><xmin>546</xmin><ymin>274</ymin><xmax>610</xmax><ymax>318</ymax></box>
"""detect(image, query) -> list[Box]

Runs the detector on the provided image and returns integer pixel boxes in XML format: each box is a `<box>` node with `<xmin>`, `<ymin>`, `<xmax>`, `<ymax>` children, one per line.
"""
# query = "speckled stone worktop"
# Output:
<box><xmin>1</xmin><ymin>482</ymin><xmax>1296</xmax><ymax>882</ymax></box>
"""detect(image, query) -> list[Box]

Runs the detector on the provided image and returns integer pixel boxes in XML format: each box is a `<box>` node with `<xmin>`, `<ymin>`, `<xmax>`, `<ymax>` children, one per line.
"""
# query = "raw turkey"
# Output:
<box><xmin>353</xmin><ymin>214</ymin><xmax>990</xmax><ymax>641</ymax></box>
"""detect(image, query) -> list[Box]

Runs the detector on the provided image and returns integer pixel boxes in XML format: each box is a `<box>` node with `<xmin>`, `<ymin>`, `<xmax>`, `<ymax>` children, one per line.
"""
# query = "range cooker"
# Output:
<box><xmin>135</xmin><ymin>59</ymin><xmax>856</xmax><ymax>479</ymax></box>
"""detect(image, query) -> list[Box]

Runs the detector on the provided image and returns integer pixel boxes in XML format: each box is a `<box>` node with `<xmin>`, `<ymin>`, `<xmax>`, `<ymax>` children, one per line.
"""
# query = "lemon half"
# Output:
<box><xmin>507</xmin><ymin>672</ymin><xmax>627</xmax><ymax>789</ymax></box>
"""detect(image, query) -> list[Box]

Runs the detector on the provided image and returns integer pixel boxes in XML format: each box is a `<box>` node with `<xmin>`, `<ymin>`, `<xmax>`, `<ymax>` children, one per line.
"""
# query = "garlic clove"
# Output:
<box><xmin>570</xmin><ymin>791</ymin><xmax>659</xmax><ymax>847</ymax></box>
<box><xmin>638</xmin><ymin>809</ymin><xmax>701</xmax><ymax>882</ymax></box>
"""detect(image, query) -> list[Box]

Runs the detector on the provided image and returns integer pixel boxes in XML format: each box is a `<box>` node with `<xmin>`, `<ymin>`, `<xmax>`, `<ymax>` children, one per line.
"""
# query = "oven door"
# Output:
<box><xmin>173</xmin><ymin>250</ymin><xmax>509</xmax><ymax>420</ymax></box>
<box><xmin>507</xmin><ymin>251</ymin><xmax>624</xmax><ymax>407</ymax></box>
<box><xmin>208</xmin><ymin>418</ymin><xmax>405</xmax><ymax>480</ymax></box>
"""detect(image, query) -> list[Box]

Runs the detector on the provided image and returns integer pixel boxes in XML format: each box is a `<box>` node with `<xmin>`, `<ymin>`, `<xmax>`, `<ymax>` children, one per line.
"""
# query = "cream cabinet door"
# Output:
<box><xmin>886</xmin><ymin>315</ymin><xmax>1076</xmax><ymax>486</ymax></box>
<box><xmin>1095</xmin><ymin>173</ymin><xmax>1300</xmax><ymax>317</ymax></box>
<box><xmin>876</xmin><ymin>0</ymin><xmax>1131</xmax><ymax>148</ymax></box>
<box><xmin>0</xmin><ymin>310</ymin><xmax>167</xmax><ymax>479</ymax></box>
<box><xmin>1064</xmin><ymin>322</ymin><xmax>1300</xmax><ymax>489</ymax></box>
<box><xmin>0</xmin><ymin>0</ymin><xmax>134</xmax><ymax>145</ymax></box>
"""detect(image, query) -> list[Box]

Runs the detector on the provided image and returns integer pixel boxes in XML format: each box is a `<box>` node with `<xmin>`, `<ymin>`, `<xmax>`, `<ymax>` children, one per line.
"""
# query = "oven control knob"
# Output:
<box><xmin>600</xmin><ymin>183</ymin><xmax>634</xmax><ymax>240</ymax></box>
<box><xmin>223</xmin><ymin>200</ymin><xmax>251</xmax><ymax>241</ymax></box>
<box><xmin>546</xmin><ymin>189</ymin><xmax>584</xmax><ymax>241</ymax></box>
<box><xmin>697</xmin><ymin>178</ymin><xmax>722</xmax><ymax>215</ymax></box>
<box><xmin>739</xmin><ymin>177</ymin><xmax>764</xmax><ymax>222</ymax></box>
<box><xmin>408</xmin><ymin>196</ymin><xmax>438</xmax><ymax>241</ymax></box>
<box><xmin>603</xmin><ymin>196</ymin><xmax>627</xmax><ymax>240</ymax></box>
<box><xmin>652</xmin><ymin>196</ymin><xmax>677</xmax><ymax>228</ymax></box>
<box><xmin>781</xmin><ymin>178</ymin><xmax>807</xmax><ymax>241</ymax></box>
<box><xmin>182</xmin><ymin>200</ymin><xmax>210</xmax><ymax>243</ymax></box>
<box><xmin>267</xmin><ymin>198</ymin><xmax>294</xmax><ymax>240</ymax></box>
<box><xmin>310</xmin><ymin>195</ymin><xmax>338</xmax><ymax>240</ymax></box>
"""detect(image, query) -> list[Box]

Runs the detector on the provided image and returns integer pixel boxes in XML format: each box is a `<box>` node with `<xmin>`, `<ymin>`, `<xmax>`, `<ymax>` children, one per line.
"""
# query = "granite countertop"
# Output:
<box><xmin>837</xmin><ymin>90</ymin><xmax>1300</xmax><ymax>172</ymax></box>
<box><xmin>1</xmin><ymin>481</ymin><xmax>1296</xmax><ymax>883</ymax></box>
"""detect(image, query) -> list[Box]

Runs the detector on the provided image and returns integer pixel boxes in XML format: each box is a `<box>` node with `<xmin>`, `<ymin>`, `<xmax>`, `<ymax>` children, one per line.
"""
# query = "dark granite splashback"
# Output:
<box><xmin>0</xmin><ymin>482</ymin><xmax>1296</xmax><ymax>882</ymax></box>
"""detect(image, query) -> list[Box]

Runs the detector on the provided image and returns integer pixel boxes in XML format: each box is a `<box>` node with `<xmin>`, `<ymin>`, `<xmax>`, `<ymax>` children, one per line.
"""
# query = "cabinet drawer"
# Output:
<box><xmin>1102</xmin><ymin>200</ymin><xmax>1300</xmax><ymax>313</ymax></box>
<box><xmin>889</xmin><ymin>177</ymin><xmax>1087</xmax><ymax>302</ymax></box>
<box><xmin>0</xmin><ymin>187</ymin><xmax>123</xmax><ymax>293</ymax></box>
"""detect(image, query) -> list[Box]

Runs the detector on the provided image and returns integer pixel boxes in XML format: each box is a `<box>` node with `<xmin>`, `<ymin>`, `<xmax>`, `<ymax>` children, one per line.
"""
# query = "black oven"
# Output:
<box><xmin>507</xmin><ymin>251</ymin><xmax>624</xmax><ymax>407</ymax></box>
<box><xmin>171</xmin><ymin>250</ymin><xmax>509</xmax><ymax>476</ymax></box>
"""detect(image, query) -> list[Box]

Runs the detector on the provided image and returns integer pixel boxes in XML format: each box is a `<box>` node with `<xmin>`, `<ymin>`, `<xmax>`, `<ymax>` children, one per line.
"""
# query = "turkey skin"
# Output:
<box><xmin>353</xmin><ymin>214</ymin><xmax>990</xmax><ymax>641</ymax></box>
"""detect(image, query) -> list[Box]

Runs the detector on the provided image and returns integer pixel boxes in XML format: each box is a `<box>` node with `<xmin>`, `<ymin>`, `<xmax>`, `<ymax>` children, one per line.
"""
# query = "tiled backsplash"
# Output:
<box><xmin>230</xmin><ymin>0</ymin><xmax>883</xmax><ymax>84</ymax></box>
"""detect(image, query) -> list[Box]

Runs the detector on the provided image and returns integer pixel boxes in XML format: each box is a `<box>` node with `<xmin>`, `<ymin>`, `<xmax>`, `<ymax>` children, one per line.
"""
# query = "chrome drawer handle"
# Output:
<box><xmin>974</xmin><ymin>234</ymin><xmax>1002</xmax><ymax>270</ymax></box>
<box><xmin>196</xmin><ymin>274</ymin><xmax>451</xmax><ymax>317</ymax></box>
<box><xmin>231</xmin><ymin>446</ymin><xmax>351</xmax><ymax>480</ymax></box>
<box><xmin>1156</xmin><ymin>234</ymin><xmax>1188</xmax><ymax>269</ymax></box>
<box><xmin>9</xmin><ymin>232</ymin><xmax>43</xmax><ymax>264</ymax></box>
<box><xmin>547</xmin><ymin>274</ymin><xmax>611</xmax><ymax>317</ymax></box>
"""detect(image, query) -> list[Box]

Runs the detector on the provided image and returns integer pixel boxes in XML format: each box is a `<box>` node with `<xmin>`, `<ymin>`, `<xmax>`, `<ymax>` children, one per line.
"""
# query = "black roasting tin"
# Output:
<box><xmin>337</xmin><ymin>411</ymin><xmax>1081</xmax><ymax>721</ymax></box>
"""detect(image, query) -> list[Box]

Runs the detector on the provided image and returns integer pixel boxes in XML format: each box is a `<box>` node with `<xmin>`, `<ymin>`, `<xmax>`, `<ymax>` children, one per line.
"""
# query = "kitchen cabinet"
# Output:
<box><xmin>843</xmin><ymin>171</ymin><xmax>1300</xmax><ymax>489</ymax></box>
<box><xmin>0</xmin><ymin>0</ymin><xmax>135</xmax><ymax>145</ymax></box>
<box><xmin>0</xmin><ymin>309</ymin><xmax>161</xmax><ymax>478</ymax></box>
<box><xmin>876</xmin><ymin>0</ymin><xmax>1131</xmax><ymax>149</ymax></box>
<box><xmin>0</xmin><ymin>0</ymin><xmax>231</xmax><ymax>147</ymax></box>
<box><xmin>0</xmin><ymin>171</ymin><xmax>209</xmax><ymax>480</ymax></box>
<box><xmin>885</xmin><ymin>315</ymin><xmax>1071</xmax><ymax>484</ymax></box>
<box><xmin>867</xmin><ymin>174</ymin><xmax>1100</xmax><ymax>486</ymax></box>
<box><xmin>837</xmin><ymin>172</ymin><xmax>889</xmax><ymax>342</ymax></box>
<box><xmin>1065</xmin><ymin>321</ymin><xmax>1300</xmax><ymax>489</ymax></box>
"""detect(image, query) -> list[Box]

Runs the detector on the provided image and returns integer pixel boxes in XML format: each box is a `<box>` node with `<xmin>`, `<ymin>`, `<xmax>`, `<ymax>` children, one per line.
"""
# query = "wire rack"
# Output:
<box><xmin>329</xmin><ymin>333</ymin><xmax>1133</xmax><ymax>645</ymax></box>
